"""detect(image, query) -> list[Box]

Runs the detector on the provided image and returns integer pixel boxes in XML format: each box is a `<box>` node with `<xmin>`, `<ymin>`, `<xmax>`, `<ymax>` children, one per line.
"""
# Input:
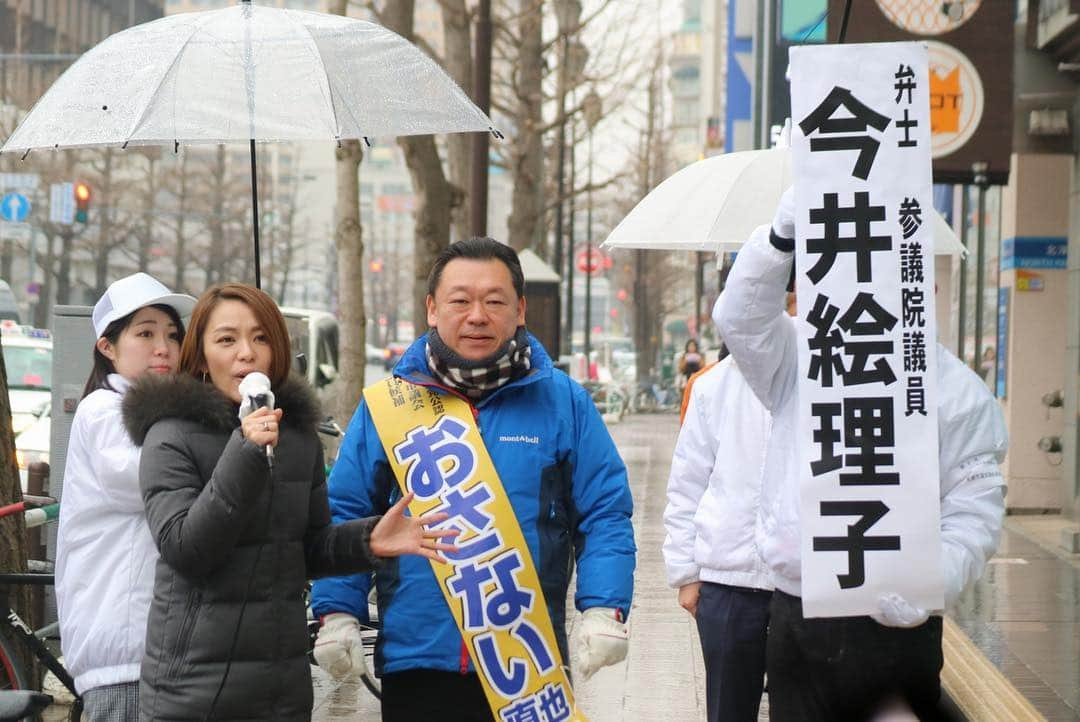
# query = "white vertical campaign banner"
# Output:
<box><xmin>790</xmin><ymin>42</ymin><xmax>942</xmax><ymax>618</ymax></box>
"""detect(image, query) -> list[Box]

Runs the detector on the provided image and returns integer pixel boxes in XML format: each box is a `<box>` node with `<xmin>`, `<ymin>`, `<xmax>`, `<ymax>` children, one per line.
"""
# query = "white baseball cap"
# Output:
<box><xmin>92</xmin><ymin>273</ymin><xmax>197</xmax><ymax>338</ymax></box>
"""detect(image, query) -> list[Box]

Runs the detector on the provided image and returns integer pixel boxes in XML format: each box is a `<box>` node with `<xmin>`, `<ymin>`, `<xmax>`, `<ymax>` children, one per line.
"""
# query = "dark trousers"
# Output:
<box><xmin>695</xmin><ymin>582</ymin><xmax>772</xmax><ymax>722</ymax></box>
<box><xmin>382</xmin><ymin>670</ymin><xmax>491</xmax><ymax>722</ymax></box>
<box><xmin>766</xmin><ymin>591</ymin><xmax>945</xmax><ymax>722</ymax></box>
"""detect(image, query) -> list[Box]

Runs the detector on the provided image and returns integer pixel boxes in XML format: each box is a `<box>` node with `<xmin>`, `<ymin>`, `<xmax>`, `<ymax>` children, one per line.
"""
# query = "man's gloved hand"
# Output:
<box><xmin>313</xmin><ymin>613</ymin><xmax>367</xmax><ymax>680</ymax></box>
<box><xmin>577</xmin><ymin>607</ymin><xmax>629</xmax><ymax>680</ymax></box>
<box><xmin>870</xmin><ymin>592</ymin><xmax>930</xmax><ymax>629</ymax></box>
<box><xmin>771</xmin><ymin>186</ymin><xmax>796</xmax><ymax>245</ymax></box>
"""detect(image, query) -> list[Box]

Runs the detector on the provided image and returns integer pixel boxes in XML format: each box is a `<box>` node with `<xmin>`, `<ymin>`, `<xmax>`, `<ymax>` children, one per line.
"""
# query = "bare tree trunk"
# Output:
<box><xmin>334</xmin><ymin>140</ymin><xmax>365</xmax><ymax>423</ymax></box>
<box><xmin>56</xmin><ymin>228</ymin><xmax>73</xmax><ymax>305</ymax></box>
<box><xmin>33</xmin><ymin>232</ymin><xmax>55</xmax><ymax>328</ymax></box>
<box><xmin>401</xmin><ymin>137</ymin><xmax>453</xmax><ymax>334</ymax></box>
<box><xmin>0</xmin><ymin>345</ymin><xmax>27</xmax><ymax>571</ymax></box>
<box><xmin>507</xmin><ymin>0</ymin><xmax>544</xmax><ymax>252</ymax></box>
<box><xmin>382</xmin><ymin>0</ymin><xmax>454</xmax><ymax>334</ymax></box>
<box><xmin>174</xmin><ymin>154</ymin><xmax>189</xmax><ymax>293</ymax></box>
<box><xmin>206</xmin><ymin>146</ymin><xmax>227</xmax><ymax>288</ymax></box>
<box><xmin>331</xmin><ymin>0</ymin><xmax>366</xmax><ymax>424</ymax></box>
<box><xmin>0</xmin><ymin>338</ymin><xmax>32</xmax><ymax>674</ymax></box>
<box><xmin>139</xmin><ymin>155</ymin><xmax>156</xmax><ymax>272</ymax></box>
<box><xmin>93</xmin><ymin>152</ymin><xmax>115</xmax><ymax>294</ymax></box>
<box><xmin>442</xmin><ymin>0</ymin><xmax>473</xmax><ymax>241</ymax></box>
<box><xmin>633</xmin><ymin>59</ymin><xmax>661</xmax><ymax>382</ymax></box>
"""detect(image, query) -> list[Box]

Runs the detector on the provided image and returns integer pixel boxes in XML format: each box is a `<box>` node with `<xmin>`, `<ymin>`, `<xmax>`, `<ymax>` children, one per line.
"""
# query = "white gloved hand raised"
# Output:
<box><xmin>771</xmin><ymin>186</ymin><xmax>796</xmax><ymax>243</ymax></box>
<box><xmin>870</xmin><ymin>592</ymin><xmax>930</xmax><ymax>629</ymax></box>
<box><xmin>577</xmin><ymin>607</ymin><xmax>629</xmax><ymax>681</ymax></box>
<box><xmin>313</xmin><ymin>612</ymin><xmax>368</xmax><ymax>680</ymax></box>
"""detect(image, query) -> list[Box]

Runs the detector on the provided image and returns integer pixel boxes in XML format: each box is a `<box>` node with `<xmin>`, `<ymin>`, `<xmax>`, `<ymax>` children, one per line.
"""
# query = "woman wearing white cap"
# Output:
<box><xmin>55</xmin><ymin>273</ymin><xmax>196</xmax><ymax>721</ymax></box>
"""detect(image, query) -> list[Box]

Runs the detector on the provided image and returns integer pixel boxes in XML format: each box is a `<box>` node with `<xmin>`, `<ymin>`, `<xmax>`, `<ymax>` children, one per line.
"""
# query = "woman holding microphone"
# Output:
<box><xmin>122</xmin><ymin>283</ymin><xmax>455</xmax><ymax>721</ymax></box>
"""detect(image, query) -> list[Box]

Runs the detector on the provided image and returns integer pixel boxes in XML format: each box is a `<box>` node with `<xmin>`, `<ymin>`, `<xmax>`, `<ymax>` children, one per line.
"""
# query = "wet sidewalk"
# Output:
<box><xmin>312</xmin><ymin>411</ymin><xmax>1080</xmax><ymax>721</ymax></box>
<box><xmin>948</xmin><ymin>515</ymin><xmax>1080</xmax><ymax>721</ymax></box>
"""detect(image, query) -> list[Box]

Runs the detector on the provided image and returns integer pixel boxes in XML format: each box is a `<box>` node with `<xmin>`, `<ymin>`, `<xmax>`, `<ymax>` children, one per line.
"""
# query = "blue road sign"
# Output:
<box><xmin>1</xmin><ymin>192</ymin><xmax>31</xmax><ymax>222</ymax></box>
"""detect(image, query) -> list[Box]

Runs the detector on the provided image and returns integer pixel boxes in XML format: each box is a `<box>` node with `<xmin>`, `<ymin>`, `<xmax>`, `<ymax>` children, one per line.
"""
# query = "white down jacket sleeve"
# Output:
<box><xmin>711</xmin><ymin>224</ymin><xmax>797</xmax><ymax>412</ymax></box>
<box><xmin>935</xmin><ymin>346</ymin><xmax>1009</xmax><ymax>608</ymax></box>
<box><xmin>663</xmin><ymin>376</ymin><xmax>718</xmax><ymax>588</ymax></box>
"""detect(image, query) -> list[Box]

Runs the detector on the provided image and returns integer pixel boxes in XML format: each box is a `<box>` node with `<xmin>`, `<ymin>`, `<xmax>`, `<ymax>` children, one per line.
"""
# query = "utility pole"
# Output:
<box><xmin>566</xmin><ymin>116</ymin><xmax>576</xmax><ymax>354</ymax></box>
<box><xmin>582</xmin><ymin>89</ymin><xmax>601</xmax><ymax>364</ymax></box>
<box><xmin>554</xmin><ymin>31</ymin><xmax>569</xmax><ymax>355</ymax></box>
<box><xmin>972</xmin><ymin>161</ymin><xmax>989</xmax><ymax>373</ymax></box>
<box><xmin>469</xmin><ymin>0</ymin><xmax>491</xmax><ymax>236</ymax></box>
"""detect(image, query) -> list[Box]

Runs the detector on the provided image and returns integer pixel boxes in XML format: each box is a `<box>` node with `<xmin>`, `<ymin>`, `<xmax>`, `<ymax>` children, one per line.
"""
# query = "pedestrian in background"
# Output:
<box><xmin>122</xmin><ymin>283</ymin><xmax>456</xmax><ymax>721</ymax></box>
<box><xmin>56</xmin><ymin>273</ymin><xmax>196</xmax><ymax>721</ymax></box>
<box><xmin>678</xmin><ymin>338</ymin><xmax>705</xmax><ymax>390</ymax></box>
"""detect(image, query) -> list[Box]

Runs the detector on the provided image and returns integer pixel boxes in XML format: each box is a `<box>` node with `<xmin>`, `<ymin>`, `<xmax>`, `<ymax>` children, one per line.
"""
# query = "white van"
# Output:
<box><xmin>2</xmin><ymin>322</ymin><xmax>53</xmax><ymax>489</ymax></box>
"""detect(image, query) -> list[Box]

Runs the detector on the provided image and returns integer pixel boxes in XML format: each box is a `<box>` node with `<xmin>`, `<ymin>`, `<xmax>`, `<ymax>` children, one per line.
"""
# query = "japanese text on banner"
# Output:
<box><xmin>364</xmin><ymin>377</ymin><xmax>587</xmax><ymax>722</ymax></box>
<box><xmin>789</xmin><ymin>41</ymin><xmax>943</xmax><ymax>618</ymax></box>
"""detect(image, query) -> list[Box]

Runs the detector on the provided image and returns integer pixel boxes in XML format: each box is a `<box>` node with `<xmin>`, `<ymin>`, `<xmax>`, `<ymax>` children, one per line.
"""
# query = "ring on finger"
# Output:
<box><xmin>262</xmin><ymin>421</ymin><xmax>269</xmax><ymax>431</ymax></box>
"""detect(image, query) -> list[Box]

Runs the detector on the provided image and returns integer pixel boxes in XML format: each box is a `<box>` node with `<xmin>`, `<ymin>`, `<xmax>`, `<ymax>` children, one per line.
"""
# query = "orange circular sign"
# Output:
<box><xmin>874</xmin><ymin>0</ymin><xmax>981</xmax><ymax>36</ymax></box>
<box><xmin>926</xmin><ymin>41</ymin><xmax>984</xmax><ymax>159</ymax></box>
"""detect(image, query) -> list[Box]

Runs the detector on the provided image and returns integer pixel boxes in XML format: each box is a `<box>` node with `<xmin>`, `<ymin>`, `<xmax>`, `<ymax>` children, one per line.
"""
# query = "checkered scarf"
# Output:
<box><xmin>425</xmin><ymin>326</ymin><xmax>532</xmax><ymax>401</ymax></box>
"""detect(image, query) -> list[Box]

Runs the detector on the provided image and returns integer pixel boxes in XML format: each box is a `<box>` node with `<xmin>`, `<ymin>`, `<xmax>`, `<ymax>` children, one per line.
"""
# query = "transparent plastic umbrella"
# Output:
<box><xmin>602</xmin><ymin>147</ymin><xmax>964</xmax><ymax>257</ymax></box>
<box><xmin>1</xmin><ymin>1</ymin><xmax>497</xmax><ymax>285</ymax></box>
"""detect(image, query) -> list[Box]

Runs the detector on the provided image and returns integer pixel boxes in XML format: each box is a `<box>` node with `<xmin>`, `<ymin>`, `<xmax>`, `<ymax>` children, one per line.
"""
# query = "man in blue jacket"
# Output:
<box><xmin>311</xmin><ymin>237</ymin><xmax>636</xmax><ymax>722</ymax></box>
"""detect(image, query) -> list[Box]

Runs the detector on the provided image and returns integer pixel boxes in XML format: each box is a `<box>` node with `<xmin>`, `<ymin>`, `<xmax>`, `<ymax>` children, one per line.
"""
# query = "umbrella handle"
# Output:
<box><xmin>250</xmin><ymin>138</ymin><xmax>261</xmax><ymax>290</ymax></box>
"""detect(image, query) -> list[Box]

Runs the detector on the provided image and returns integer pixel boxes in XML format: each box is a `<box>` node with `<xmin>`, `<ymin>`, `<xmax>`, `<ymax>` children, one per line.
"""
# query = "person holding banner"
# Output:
<box><xmin>310</xmin><ymin>237</ymin><xmax>636</xmax><ymax>722</ymax></box>
<box><xmin>712</xmin><ymin>195</ymin><xmax>1008</xmax><ymax>720</ymax></box>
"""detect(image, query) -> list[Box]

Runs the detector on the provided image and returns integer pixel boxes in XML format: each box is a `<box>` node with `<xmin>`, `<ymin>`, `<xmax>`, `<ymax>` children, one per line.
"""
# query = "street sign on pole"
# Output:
<box><xmin>50</xmin><ymin>183</ymin><xmax>75</xmax><ymax>224</ymax></box>
<box><xmin>0</xmin><ymin>173</ymin><xmax>40</xmax><ymax>191</ymax></box>
<box><xmin>0</xmin><ymin>192</ymin><xmax>31</xmax><ymax>222</ymax></box>
<box><xmin>0</xmin><ymin>223</ymin><xmax>32</xmax><ymax>243</ymax></box>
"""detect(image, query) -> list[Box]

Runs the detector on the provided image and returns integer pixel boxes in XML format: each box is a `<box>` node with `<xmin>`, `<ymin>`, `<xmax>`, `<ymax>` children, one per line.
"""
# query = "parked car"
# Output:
<box><xmin>14</xmin><ymin>405</ymin><xmax>49</xmax><ymax>491</ymax></box>
<box><xmin>1</xmin><ymin>322</ymin><xmax>53</xmax><ymax>491</ymax></box>
<box><xmin>2</xmin><ymin>323</ymin><xmax>52</xmax><ymax>435</ymax></box>
<box><xmin>383</xmin><ymin>342</ymin><xmax>406</xmax><ymax>370</ymax></box>
<box><xmin>0</xmin><ymin>281</ymin><xmax>21</xmax><ymax>323</ymax></box>
<box><xmin>366</xmin><ymin>344</ymin><xmax>386</xmax><ymax>365</ymax></box>
<box><xmin>280</xmin><ymin>307</ymin><xmax>339</xmax><ymax>391</ymax></box>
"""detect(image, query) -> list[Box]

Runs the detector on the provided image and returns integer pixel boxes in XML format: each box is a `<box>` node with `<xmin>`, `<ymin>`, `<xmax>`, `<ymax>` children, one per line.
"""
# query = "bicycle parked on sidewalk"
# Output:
<box><xmin>0</xmin><ymin>498</ymin><xmax>82</xmax><ymax>721</ymax></box>
<box><xmin>309</xmin><ymin>418</ymin><xmax>383</xmax><ymax>701</ymax></box>
<box><xmin>630</xmin><ymin>376</ymin><xmax>679</xmax><ymax>413</ymax></box>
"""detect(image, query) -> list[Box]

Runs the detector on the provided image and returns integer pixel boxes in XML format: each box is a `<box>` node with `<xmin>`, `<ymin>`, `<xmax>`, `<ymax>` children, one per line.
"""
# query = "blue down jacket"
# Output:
<box><xmin>311</xmin><ymin>333</ymin><xmax>636</xmax><ymax>674</ymax></box>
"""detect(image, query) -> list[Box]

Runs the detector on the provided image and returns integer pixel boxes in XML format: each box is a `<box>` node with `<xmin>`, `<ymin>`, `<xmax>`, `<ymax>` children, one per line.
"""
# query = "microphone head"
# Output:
<box><xmin>238</xmin><ymin>371</ymin><xmax>272</xmax><ymax>398</ymax></box>
<box><xmin>237</xmin><ymin>372</ymin><xmax>275</xmax><ymax>419</ymax></box>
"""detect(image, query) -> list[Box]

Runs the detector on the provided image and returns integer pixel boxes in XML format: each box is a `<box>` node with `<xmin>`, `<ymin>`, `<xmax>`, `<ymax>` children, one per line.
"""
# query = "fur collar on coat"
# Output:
<box><xmin>122</xmin><ymin>373</ymin><xmax>321</xmax><ymax>446</ymax></box>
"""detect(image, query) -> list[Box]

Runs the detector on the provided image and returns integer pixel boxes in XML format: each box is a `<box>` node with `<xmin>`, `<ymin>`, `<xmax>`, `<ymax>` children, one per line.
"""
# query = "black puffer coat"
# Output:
<box><xmin>123</xmin><ymin>375</ymin><xmax>381</xmax><ymax>722</ymax></box>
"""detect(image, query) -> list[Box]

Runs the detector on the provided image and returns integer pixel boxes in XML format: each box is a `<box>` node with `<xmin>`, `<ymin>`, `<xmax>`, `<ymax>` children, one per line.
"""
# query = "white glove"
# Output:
<box><xmin>772</xmin><ymin>186</ymin><xmax>796</xmax><ymax>241</ymax></box>
<box><xmin>871</xmin><ymin>593</ymin><xmax>929</xmax><ymax>629</ymax></box>
<box><xmin>577</xmin><ymin>607</ymin><xmax>629</xmax><ymax>681</ymax></box>
<box><xmin>313</xmin><ymin>613</ymin><xmax>368</xmax><ymax>680</ymax></box>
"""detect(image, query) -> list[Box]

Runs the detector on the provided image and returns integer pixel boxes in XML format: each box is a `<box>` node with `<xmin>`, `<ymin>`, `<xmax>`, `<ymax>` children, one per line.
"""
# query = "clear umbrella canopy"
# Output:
<box><xmin>2</xmin><ymin>3</ymin><xmax>494</xmax><ymax>153</ymax></box>
<box><xmin>1</xmin><ymin>2</ymin><xmax>496</xmax><ymax>289</ymax></box>
<box><xmin>602</xmin><ymin>148</ymin><xmax>965</xmax><ymax>257</ymax></box>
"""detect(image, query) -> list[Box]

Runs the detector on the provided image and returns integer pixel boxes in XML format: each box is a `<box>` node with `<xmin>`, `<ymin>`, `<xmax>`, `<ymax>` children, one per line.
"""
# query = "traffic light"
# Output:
<box><xmin>74</xmin><ymin>182</ymin><xmax>91</xmax><ymax>223</ymax></box>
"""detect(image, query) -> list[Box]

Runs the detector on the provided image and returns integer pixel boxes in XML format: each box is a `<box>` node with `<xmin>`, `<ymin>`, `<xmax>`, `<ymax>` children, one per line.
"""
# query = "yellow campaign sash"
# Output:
<box><xmin>364</xmin><ymin>377</ymin><xmax>587</xmax><ymax>722</ymax></box>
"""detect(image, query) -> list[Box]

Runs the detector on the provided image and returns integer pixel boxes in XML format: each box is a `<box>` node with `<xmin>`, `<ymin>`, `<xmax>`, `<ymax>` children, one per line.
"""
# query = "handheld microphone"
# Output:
<box><xmin>238</xmin><ymin>372</ymin><xmax>276</xmax><ymax>468</ymax></box>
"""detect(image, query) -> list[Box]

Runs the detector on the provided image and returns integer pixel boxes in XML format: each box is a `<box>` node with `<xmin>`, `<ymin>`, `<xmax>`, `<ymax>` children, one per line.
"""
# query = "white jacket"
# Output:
<box><xmin>713</xmin><ymin>225</ymin><xmax>1009</xmax><ymax>607</ymax></box>
<box><xmin>663</xmin><ymin>357</ymin><xmax>773</xmax><ymax>591</ymax></box>
<box><xmin>56</xmin><ymin>375</ymin><xmax>157</xmax><ymax>694</ymax></box>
